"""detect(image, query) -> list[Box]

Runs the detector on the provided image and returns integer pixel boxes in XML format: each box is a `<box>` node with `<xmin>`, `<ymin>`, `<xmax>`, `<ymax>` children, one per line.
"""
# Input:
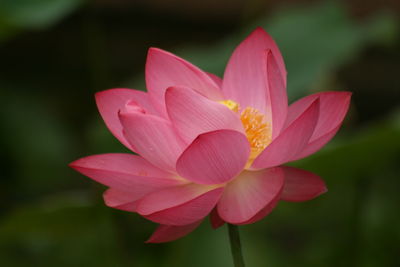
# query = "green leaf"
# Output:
<box><xmin>0</xmin><ymin>0</ymin><xmax>85</xmax><ymax>41</ymax></box>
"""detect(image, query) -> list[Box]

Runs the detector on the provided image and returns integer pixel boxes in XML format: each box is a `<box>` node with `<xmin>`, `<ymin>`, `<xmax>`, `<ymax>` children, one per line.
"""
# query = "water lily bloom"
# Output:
<box><xmin>70</xmin><ymin>27</ymin><xmax>351</xmax><ymax>243</ymax></box>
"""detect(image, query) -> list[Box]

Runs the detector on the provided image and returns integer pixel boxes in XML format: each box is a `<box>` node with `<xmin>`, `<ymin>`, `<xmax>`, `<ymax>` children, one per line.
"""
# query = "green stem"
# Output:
<box><xmin>227</xmin><ymin>224</ymin><xmax>246</xmax><ymax>267</ymax></box>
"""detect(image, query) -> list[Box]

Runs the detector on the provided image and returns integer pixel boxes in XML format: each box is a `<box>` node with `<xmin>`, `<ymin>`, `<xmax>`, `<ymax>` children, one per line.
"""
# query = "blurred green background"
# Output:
<box><xmin>1</xmin><ymin>0</ymin><xmax>399</xmax><ymax>266</ymax></box>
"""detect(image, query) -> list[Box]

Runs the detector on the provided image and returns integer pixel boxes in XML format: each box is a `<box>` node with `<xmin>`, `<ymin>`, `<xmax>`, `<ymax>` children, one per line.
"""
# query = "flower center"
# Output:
<box><xmin>220</xmin><ymin>100</ymin><xmax>272</xmax><ymax>167</ymax></box>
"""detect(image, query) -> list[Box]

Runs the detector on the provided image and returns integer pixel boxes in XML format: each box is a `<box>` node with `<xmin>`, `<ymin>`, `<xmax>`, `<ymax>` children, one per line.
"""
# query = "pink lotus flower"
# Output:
<box><xmin>70</xmin><ymin>27</ymin><xmax>351</xmax><ymax>243</ymax></box>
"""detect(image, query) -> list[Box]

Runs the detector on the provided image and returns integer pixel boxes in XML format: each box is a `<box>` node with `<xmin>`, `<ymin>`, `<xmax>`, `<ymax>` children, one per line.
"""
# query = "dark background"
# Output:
<box><xmin>1</xmin><ymin>0</ymin><xmax>399</xmax><ymax>266</ymax></box>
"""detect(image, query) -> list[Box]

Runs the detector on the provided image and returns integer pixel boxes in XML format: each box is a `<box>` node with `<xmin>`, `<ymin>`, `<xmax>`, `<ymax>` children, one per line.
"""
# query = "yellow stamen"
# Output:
<box><xmin>220</xmin><ymin>100</ymin><xmax>271</xmax><ymax>168</ymax></box>
<box><xmin>219</xmin><ymin>100</ymin><xmax>239</xmax><ymax>113</ymax></box>
<box><xmin>240</xmin><ymin>107</ymin><xmax>271</xmax><ymax>166</ymax></box>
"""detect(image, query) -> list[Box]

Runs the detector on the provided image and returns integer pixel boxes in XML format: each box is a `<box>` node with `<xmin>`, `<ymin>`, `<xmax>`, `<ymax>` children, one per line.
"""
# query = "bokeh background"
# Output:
<box><xmin>1</xmin><ymin>0</ymin><xmax>399</xmax><ymax>266</ymax></box>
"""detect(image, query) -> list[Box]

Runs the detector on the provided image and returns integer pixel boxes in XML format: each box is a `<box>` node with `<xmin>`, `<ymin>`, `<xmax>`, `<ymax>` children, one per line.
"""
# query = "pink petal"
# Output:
<box><xmin>165</xmin><ymin>86</ymin><xmax>244</xmax><ymax>143</ymax></box>
<box><xmin>145</xmin><ymin>48</ymin><xmax>223</xmax><ymax>115</ymax></box>
<box><xmin>266</xmin><ymin>51</ymin><xmax>288</xmax><ymax>139</ymax></box>
<box><xmin>284</xmin><ymin>92</ymin><xmax>351</xmax><ymax>159</ymax></box>
<box><xmin>251</xmin><ymin>99</ymin><xmax>320</xmax><ymax>169</ymax></box>
<box><xmin>146</xmin><ymin>221</ymin><xmax>202</xmax><ymax>243</ymax></box>
<box><xmin>236</xmin><ymin>191</ymin><xmax>281</xmax><ymax>225</ymax></box>
<box><xmin>293</xmin><ymin>125</ymin><xmax>341</xmax><ymax>160</ymax></box>
<box><xmin>206</xmin><ymin>72</ymin><xmax>223</xmax><ymax>88</ymax></box>
<box><xmin>176</xmin><ymin>130</ymin><xmax>250</xmax><ymax>185</ymax></box>
<box><xmin>69</xmin><ymin>154</ymin><xmax>183</xmax><ymax>193</ymax></box>
<box><xmin>280</xmin><ymin>166</ymin><xmax>327</xmax><ymax>202</ymax></box>
<box><xmin>311</xmin><ymin>92</ymin><xmax>351</xmax><ymax>140</ymax></box>
<box><xmin>217</xmin><ymin>167</ymin><xmax>284</xmax><ymax>224</ymax></box>
<box><xmin>210</xmin><ymin>208</ymin><xmax>225</xmax><ymax>229</ymax></box>
<box><xmin>138</xmin><ymin>186</ymin><xmax>224</xmax><ymax>226</ymax></box>
<box><xmin>136</xmin><ymin>183</ymin><xmax>215</xmax><ymax>215</ymax></box>
<box><xmin>119</xmin><ymin>111</ymin><xmax>186</xmax><ymax>172</ymax></box>
<box><xmin>222</xmin><ymin>28</ymin><xmax>287</xmax><ymax>122</ymax></box>
<box><xmin>103</xmin><ymin>188</ymin><xmax>140</xmax><ymax>212</ymax></box>
<box><xmin>95</xmin><ymin>89</ymin><xmax>157</xmax><ymax>151</ymax></box>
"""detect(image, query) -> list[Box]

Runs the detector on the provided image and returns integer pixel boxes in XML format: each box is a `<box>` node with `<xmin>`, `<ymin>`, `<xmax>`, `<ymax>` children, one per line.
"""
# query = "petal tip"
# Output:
<box><xmin>94</xmin><ymin>88</ymin><xmax>113</xmax><ymax>101</ymax></box>
<box><xmin>252</xmin><ymin>26</ymin><xmax>268</xmax><ymax>36</ymax></box>
<box><xmin>209</xmin><ymin>209</ymin><xmax>225</xmax><ymax>229</ymax></box>
<box><xmin>334</xmin><ymin>91</ymin><xmax>353</xmax><ymax>103</ymax></box>
<box><xmin>147</xmin><ymin>47</ymin><xmax>162</xmax><ymax>55</ymax></box>
<box><xmin>144</xmin><ymin>236</ymin><xmax>158</xmax><ymax>244</ymax></box>
<box><xmin>68</xmin><ymin>162</ymin><xmax>77</xmax><ymax>170</ymax></box>
<box><xmin>280</xmin><ymin>167</ymin><xmax>328</xmax><ymax>202</ymax></box>
<box><xmin>68</xmin><ymin>158</ymin><xmax>84</xmax><ymax>170</ymax></box>
<box><xmin>147</xmin><ymin>47</ymin><xmax>174</xmax><ymax>60</ymax></box>
<box><xmin>321</xmin><ymin>185</ymin><xmax>328</xmax><ymax>195</ymax></box>
<box><xmin>164</xmin><ymin>85</ymin><xmax>179</xmax><ymax>97</ymax></box>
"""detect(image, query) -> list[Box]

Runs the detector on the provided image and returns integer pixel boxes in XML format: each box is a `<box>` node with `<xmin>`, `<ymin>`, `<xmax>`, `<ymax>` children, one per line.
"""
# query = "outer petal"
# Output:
<box><xmin>293</xmin><ymin>125</ymin><xmax>341</xmax><ymax>160</ymax></box>
<box><xmin>136</xmin><ymin>183</ymin><xmax>215</xmax><ymax>215</ymax></box>
<box><xmin>103</xmin><ymin>188</ymin><xmax>140</xmax><ymax>212</ymax></box>
<box><xmin>69</xmin><ymin>154</ymin><xmax>183</xmax><ymax>192</ymax></box>
<box><xmin>176</xmin><ymin>130</ymin><xmax>250</xmax><ymax>185</ymax></box>
<box><xmin>166</xmin><ymin>86</ymin><xmax>244</xmax><ymax>143</ymax></box>
<box><xmin>222</xmin><ymin>28</ymin><xmax>287</xmax><ymax>128</ymax></box>
<box><xmin>146</xmin><ymin>221</ymin><xmax>202</xmax><ymax>243</ymax></box>
<box><xmin>210</xmin><ymin>208</ymin><xmax>225</xmax><ymax>229</ymax></box>
<box><xmin>217</xmin><ymin>167</ymin><xmax>284</xmax><ymax>224</ymax></box>
<box><xmin>95</xmin><ymin>89</ymin><xmax>157</xmax><ymax>151</ymax></box>
<box><xmin>119</xmin><ymin>111</ymin><xmax>186</xmax><ymax>172</ymax></box>
<box><xmin>251</xmin><ymin>99</ymin><xmax>320</xmax><ymax>169</ymax></box>
<box><xmin>206</xmin><ymin>72</ymin><xmax>223</xmax><ymax>88</ymax></box>
<box><xmin>143</xmin><ymin>189</ymin><xmax>222</xmax><ymax>226</ymax></box>
<box><xmin>236</xmin><ymin>191</ymin><xmax>281</xmax><ymax>225</ymax></box>
<box><xmin>284</xmin><ymin>91</ymin><xmax>351</xmax><ymax>159</ymax></box>
<box><xmin>280</xmin><ymin>166</ymin><xmax>327</xmax><ymax>202</ymax></box>
<box><xmin>145</xmin><ymin>48</ymin><xmax>223</xmax><ymax>115</ymax></box>
<box><xmin>266</xmin><ymin>51</ymin><xmax>288</xmax><ymax>139</ymax></box>
<box><xmin>136</xmin><ymin>184</ymin><xmax>223</xmax><ymax>226</ymax></box>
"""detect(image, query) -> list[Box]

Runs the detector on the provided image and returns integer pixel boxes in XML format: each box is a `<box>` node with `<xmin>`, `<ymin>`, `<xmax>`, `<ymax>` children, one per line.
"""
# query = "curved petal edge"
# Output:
<box><xmin>176</xmin><ymin>130</ymin><xmax>250</xmax><ymax>185</ymax></box>
<box><xmin>146</xmin><ymin>221</ymin><xmax>202</xmax><ymax>243</ymax></box>
<box><xmin>280</xmin><ymin>166</ymin><xmax>327</xmax><ymax>202</ymax></box>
